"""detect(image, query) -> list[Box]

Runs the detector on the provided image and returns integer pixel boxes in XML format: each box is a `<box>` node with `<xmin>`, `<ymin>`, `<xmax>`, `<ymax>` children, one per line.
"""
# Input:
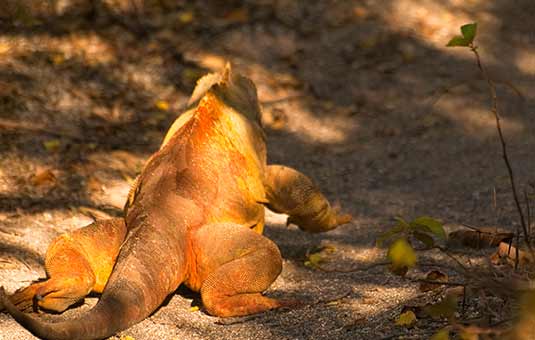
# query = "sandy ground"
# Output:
<box><xmin>1</xmin><ymin>1</ymin><xmax>535</xmax><ymax>339</ymax></box>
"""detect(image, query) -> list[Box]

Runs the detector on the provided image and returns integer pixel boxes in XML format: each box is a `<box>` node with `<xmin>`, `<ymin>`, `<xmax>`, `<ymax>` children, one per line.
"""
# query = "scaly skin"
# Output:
<box><xmin>0</xmin><ymin>65</ymin><xmax>351</xmax><ymax>340</ymax></box>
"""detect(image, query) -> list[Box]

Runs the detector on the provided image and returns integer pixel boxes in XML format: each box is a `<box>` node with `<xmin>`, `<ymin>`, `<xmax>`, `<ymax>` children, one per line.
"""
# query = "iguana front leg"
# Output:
<box><xmin>264</xmin><ymin>165</ymin><xmax>352</xmax><ymax>233</ymax></box>
<box><xmin>6</xmin><ymin>218</ymin><xmax>127</xmax><ymax>313</ymax></box>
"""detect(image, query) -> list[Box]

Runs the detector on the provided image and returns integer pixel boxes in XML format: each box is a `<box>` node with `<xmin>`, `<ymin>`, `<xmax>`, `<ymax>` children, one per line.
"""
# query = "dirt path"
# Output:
<box><xmin>1</xmin><ymin>1</ymin><xmax>534</xmax><ymax>339</ymax></box>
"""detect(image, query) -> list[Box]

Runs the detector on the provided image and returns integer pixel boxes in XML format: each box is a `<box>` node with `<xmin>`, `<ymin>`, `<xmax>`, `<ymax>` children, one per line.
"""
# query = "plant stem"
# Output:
<box><xmin>469</xmin><ymin>44</ymin><xmax>533</xmax><ymax>256</ymax></box>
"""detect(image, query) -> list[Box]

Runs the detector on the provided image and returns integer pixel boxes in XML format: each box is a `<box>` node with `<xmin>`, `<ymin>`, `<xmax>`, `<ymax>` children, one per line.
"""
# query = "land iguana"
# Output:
<box><xmin>0</xmin><ymin>65</ymin><xmax>352</xmax><ymax>340</ymax></box>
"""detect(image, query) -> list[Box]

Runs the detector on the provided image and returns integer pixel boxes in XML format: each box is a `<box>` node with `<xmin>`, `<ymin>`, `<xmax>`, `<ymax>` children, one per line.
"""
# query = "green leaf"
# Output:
<box><xmin>395</xmin><ymin>310</ymin><xmax>417</xmax><ymax>327</ymax></box>
<box><xmin>446</xmin><ymin>35</ymin><xmax>470</xmax><ymax>47</ymax></box>
<box><xmin>411</xmin><ymin>216</ymin><xmax>446</xmax><ymax>240</ymax></box>
<box><xmin>387</xmin><ymin>238</ymin><xmax>417</xmax><ymax>275</ymax></box>
<box><xmin>409</xmin><ymin>222</ymin><xmax>432</xmax><ymax>234</ymax></box>
<box><xmin>431</xmin><ymin>329</ymin><xmax>450</xmax><ymax>340</ymax></box>
<box><xmin>394</xmin><ymin>216</ymin><xmax>411</xmax><ymax>229</ymax></box>
<box><xmin>413</xmin><ymin>231</ymin><xmax>435</xmax><ymax>248</ymax></box>
<box><xmin>460</xmin><ymin>23</ymin><xmax>477</xmax><ymax>43</ymax></box>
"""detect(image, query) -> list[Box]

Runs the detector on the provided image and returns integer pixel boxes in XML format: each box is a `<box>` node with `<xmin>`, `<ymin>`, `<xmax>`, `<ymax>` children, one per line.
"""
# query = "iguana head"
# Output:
<box><xmin>188</xmin><ymin>64</ymin><xmax>263</xmax><ymax>126</ymax></box>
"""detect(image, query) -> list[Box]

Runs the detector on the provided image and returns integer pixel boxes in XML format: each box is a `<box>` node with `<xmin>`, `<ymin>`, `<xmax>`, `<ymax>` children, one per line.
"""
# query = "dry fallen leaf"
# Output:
<box><xmin>419</xmin><ymin>270</ymin><xmax>449</xmax><ymax>292</ymax></box>
<box><xmin>448</xmin><ymin>227</ymin><xmax>513</xmax><ymax>249</ymax></box>
<box><xmin>30</xmin><ymin>168</ymin><xmax>56</xmax><ymax>187</ymax></box>
<box><xmin>491</xmin><ymin>242</ymin><xmax>533</xmax><ymax>268</ymax></box>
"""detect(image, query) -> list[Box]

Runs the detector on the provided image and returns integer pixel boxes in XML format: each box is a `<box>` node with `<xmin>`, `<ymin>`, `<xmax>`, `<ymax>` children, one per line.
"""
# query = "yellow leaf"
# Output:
<box><xmin>178</xmin><ymin>11</ymin><xmax>194</xmax><ymax>24</ymax></box>
<box><xmin>459</xmin><ymin>329</ymin><xmax>478</xmax><ymax>340</ymax></box>
<box><xmin>120</xmin><ymin>336</ymin><xmax>135</xmax><ymax>340</ymax></box>
<box><xmin>43</xmin><ymin>139</ymin><xmax>61</xmax><ymax>152</ymax></box>
<box><xmin>307</xmin><ymin>252</ymin><xmax>324</xmax><ymax>267</ymax></box>
<box><xmin>395</xmin><ymin>310</ymin><xmax>417</xmax><ymax>327</ymax></box>
<box><xmin>387</xmin><ymin>238</ymin><xmax>416</xmax><ymax>275</ymax></box>
<box><xmin>431</xmin><ymin>329</ymin><xmax>450</xmax><ymax>340</ymax></box>
<box><xmin>155</xmin><ymin>100</ymin><xmax>169</xmax><ymax>111</ymax></box>
<box><xmin>190</xmin><ymin>306</ymin><xmax>199</xmax><ymax>312</ymax></box>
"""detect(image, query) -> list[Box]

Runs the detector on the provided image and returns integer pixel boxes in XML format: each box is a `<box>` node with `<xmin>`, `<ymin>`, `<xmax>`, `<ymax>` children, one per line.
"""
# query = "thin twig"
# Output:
<box><xmin>469</xmin><ymin>44</ymin><xmax>534</xmax><ymax>257</ymax></box>
<box><xmin>431</xmin><ymin>246</ymin><xmax>468</xmax><ymax>272</ymax></box>
<box><xmin>524</xmin><ymin>189</ymin><xmax>531</xmax><ymax>241</ymax></box>
<box><xmin>461</xmin><ymin>223</ymin><xmax>482</xmax><ymax>232</ymax></box>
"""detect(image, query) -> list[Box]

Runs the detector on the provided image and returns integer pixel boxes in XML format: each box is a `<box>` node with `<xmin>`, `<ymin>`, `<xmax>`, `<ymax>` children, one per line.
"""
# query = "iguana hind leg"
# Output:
<box><xmin>264</xmin><ymin>165</ymin><xmax>352</xmax><ymax>233</ymax></box>
<box><xmin>192</xmin><ymin>223</ymin><xmax>293</xmax><ymax>317</ymax></box>
<box><xmin>8</xmin><ymin>248</ymin><xmax>95</xmax><ymax>313</ymax></box>
<box><xmin>7</xmin><ymin>217</ymin><xmax>127</xmax><ymax>313</ymax></box>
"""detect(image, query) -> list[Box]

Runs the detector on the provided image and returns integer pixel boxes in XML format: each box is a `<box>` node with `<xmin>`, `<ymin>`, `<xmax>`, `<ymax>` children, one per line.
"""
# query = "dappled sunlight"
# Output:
<box><xmin>285</xmin><ymin>102</ymin><xmax>357</xmax><ymax>144</ymax></box>
<box><xmin>434</xmin><ymin>96</ymin><xmax>524</xmax><ymax>137</ymax></box>
<box><xmin>380</xmin><ymin>0</ymin><xmax>486</xmax><ymax>47</ymax></box>
<box><xmin>515</xmin><ymin>48</ymin><xmax>535</xmax><ymax>76</ymax></box>
<box><xmin>264</xmin><ymin>99</ymin><xmax>358</xmax><ymax>144</ymax></box>
<box><xmin>0</xmin><ymin>32</ymin><xmax>116</xmax><ymax>65</ymax></box>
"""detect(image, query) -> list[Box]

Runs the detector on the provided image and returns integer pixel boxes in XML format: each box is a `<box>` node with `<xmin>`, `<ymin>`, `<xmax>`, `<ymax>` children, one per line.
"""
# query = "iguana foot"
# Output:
<box><xmin>6</xmin><ymin>252</ymin><xmax>95</xmax><ymax>313</ymax></box>
<box><xmin>5</xmin><ymin>218</ymin><xmax>126</xmax><ymax>314</ymax></box>
<box><xmin>264</xmin><ymin>165</ymin><xmax>352</xmax><ymax>233</ymax></box>
<box><xmin>4</xmin><ymin>283</ymin><xmax>41</xmax><ymax>313</ymax></box>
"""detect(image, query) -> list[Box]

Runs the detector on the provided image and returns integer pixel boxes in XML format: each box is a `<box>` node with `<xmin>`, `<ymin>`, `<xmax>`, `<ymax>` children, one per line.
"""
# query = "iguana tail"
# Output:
<box><xmin>1</xmin><ymin>285</ymin><xmax>139</xmax><ymax>340</ymax></box>
<box><xmin>0</xmin><ymin>216</ymin><xmax>187</xmax><ymax>340</ymax></box>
